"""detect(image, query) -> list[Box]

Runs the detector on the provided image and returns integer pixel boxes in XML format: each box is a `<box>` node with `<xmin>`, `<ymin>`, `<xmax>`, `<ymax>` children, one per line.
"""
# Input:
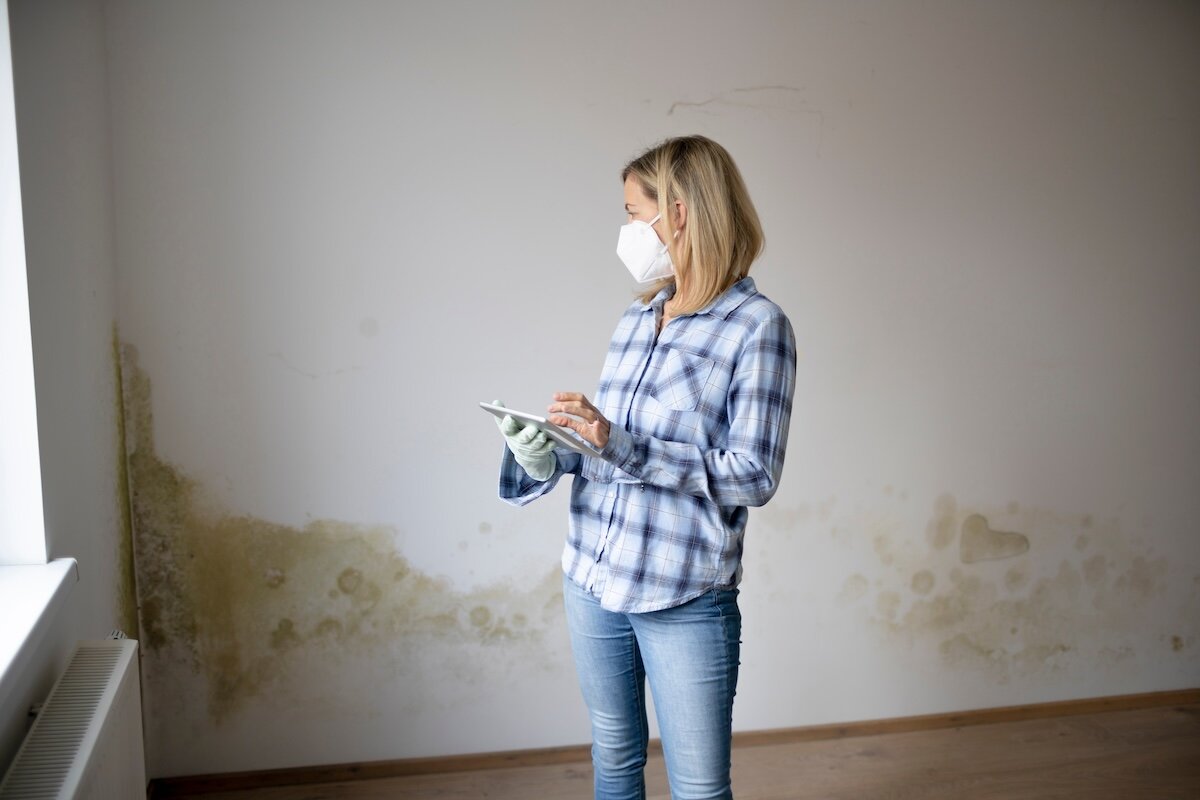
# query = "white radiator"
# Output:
<box><xmin>0</xmin><ymin>639</ymin><xmax>146</xmax><ymax>800</ymax></box>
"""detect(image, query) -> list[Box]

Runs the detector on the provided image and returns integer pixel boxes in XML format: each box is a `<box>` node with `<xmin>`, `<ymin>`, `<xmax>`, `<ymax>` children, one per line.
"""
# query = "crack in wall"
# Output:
<box><xmin>666</xmin><ymin>84</ymin><xmax>826</xmax><ymax>157</ymax></box>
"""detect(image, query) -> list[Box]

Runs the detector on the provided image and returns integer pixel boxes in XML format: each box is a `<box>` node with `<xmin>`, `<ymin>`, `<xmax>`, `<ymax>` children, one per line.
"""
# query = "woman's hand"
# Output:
<box><xmin>548</xmin><ymin>392</ymin><xmax>610</xmax><ymax>451</ymax></box>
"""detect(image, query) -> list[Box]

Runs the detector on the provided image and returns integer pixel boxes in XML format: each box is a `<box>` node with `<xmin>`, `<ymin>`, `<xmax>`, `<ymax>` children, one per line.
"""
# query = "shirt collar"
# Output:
<box><xmin>640</xmin><ymin>276</ymin><xmax>757</xmax><ymax>320</ymax></box>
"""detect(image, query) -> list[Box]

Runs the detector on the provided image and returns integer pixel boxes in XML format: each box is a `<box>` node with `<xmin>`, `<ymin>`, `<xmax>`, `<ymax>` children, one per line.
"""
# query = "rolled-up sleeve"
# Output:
<box><xmin>599</xmin><ymin>312</ymin><xmax>796</xmax><ymax>507</ymax></box>
<box><xmin>496</xmin><ymin>277</ymin><xmax>798</xmax><ymax>614</ymax></box>
<box><xmin>497</xmin><ymin>444</ymin><xmax>582</xmax><ymax>506</ymax></box>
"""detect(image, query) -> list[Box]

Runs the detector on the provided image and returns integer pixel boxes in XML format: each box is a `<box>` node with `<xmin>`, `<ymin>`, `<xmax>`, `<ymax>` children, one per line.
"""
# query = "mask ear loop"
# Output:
<box><xmin>649</xmin><ymin>211</ymin><xmax>681</xmax><ymax>239</ymax></box>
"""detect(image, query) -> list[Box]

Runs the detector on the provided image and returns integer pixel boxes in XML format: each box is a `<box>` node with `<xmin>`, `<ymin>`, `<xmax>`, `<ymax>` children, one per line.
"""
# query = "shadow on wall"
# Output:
<box><xmin>115</xmin><ymin>338</ymin><xmax>562</xmax><ymax>724</ymax></box>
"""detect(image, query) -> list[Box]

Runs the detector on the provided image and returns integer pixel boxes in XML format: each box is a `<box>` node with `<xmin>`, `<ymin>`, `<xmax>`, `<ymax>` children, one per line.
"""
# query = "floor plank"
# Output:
<box><xmin>177</xmin><ymin>703</ymin><xmax>1200</xmax><ymax>799</ymax></box>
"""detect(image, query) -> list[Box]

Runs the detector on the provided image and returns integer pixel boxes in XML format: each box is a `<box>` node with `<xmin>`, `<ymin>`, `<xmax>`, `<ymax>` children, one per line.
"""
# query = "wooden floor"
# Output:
<box><xmin>180</xmin><ymin>703</ymin><xmax>1200</xmax><ymax>799</ymax></box>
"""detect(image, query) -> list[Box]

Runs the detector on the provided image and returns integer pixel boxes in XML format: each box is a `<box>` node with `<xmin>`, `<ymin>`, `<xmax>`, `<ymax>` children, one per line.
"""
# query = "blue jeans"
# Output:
<box><xmin>562</xmin><ymin>573</ymin><xmax>742</xmax><ymax>800</ymax></box>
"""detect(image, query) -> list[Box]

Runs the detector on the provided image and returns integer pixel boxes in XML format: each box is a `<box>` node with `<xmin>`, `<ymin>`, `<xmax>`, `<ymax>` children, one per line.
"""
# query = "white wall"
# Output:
<box><xmin>4</xmin><ymin>0</ymin><xmax>131</xmax><ymax>772</ymax></box>
<box><xmin>18</xmin><ymin>0</ymin><xmax>1200</xmax><ymax>781</ymax></box>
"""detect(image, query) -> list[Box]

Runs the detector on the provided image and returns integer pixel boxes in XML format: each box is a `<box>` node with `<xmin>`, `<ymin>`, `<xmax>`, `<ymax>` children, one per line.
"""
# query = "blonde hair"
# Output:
<box><xmin>621</xmin><ymin>135</ymin><xmax>764</xmax><ymax>312</ymax></box>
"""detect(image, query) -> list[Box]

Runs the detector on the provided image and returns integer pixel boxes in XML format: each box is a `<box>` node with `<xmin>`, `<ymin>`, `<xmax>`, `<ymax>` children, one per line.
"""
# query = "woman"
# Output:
<box><xmin>495</xmin><ymin>134</ymin><xmax>796</xmax><ymax>800</ymax></box>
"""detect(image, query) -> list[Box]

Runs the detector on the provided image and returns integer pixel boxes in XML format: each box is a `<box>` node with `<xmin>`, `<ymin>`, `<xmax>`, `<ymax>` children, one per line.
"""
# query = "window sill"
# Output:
<box><xmin>0</xmin><ymin>558</ymin><xmax>79</xmax><ymax>693</ymax></box>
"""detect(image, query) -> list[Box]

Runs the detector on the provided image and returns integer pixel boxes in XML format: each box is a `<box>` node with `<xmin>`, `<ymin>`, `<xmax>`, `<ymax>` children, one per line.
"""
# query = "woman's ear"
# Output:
<box><xmin>674</xmin><ymin>199</ymin><xmax>688</xmax><ymax>231</ymax></box>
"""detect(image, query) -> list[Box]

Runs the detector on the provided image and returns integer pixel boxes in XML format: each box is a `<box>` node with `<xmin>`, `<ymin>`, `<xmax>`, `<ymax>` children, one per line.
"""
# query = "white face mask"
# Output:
<box><xmin>616</xmin><ymin>212</ymin><xmax>674</xmax><ymax>284</ymax></box>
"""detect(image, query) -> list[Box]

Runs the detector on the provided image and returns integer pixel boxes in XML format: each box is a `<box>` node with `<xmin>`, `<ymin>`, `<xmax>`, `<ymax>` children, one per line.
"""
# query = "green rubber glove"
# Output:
<box><xmin>492</xmin><ymin>400</ymin><xmax>557</xmax><ymax>481</ymax></box>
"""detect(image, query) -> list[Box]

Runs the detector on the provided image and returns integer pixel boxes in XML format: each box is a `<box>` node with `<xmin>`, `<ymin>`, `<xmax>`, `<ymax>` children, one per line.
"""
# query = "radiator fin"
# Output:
<box><xmin>0</xmin><ymin>640</ymin><xmax>143</xmax><ymax>800</ymax></box>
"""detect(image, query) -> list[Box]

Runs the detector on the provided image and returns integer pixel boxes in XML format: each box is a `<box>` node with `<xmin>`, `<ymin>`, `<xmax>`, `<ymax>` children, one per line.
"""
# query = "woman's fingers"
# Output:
<box><xmin>548</xmin><ymin>392</ymin><xmax>610</xmax><ymax>449</ymax></box>
<box><xmin>557</xmin><ymin>392</ymin><xmax>598</xmax><ymax>414</ymax></box>
<box><xmin>552</xmin><ymin>404</ymin><xmax>594</xmax><ymax>422</ymax></box>
<box><xmin>549</xmin><ymin>393</ymin><xmax>600</xmax><ymax>421</ymax></box>
<box><xmin>549</xmin><ymin>414</ymin><xmax>582</xmax><ymax>434</ymax></box>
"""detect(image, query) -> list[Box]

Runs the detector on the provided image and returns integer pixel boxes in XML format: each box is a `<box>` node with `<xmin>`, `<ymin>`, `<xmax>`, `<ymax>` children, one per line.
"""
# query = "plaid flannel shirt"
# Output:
<box><xmin>498</xmin><ymin>276</ymin><xmax>797</xmax><ymax>613</ymax></box>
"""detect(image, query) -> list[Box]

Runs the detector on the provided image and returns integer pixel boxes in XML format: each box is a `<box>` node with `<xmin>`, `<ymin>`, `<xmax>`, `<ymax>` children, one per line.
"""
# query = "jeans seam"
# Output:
<box><xmin>632</xmin><ymin>633</ymin><xmax>647</xmax><ymax>800</ymax></box>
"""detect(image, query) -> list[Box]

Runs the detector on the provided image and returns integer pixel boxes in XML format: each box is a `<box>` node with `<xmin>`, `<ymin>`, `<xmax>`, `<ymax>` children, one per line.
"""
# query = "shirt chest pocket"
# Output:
<box><xmin>654</xmin><ymin>349</ymin><xmax>715</xmax><ymax>412</ymax></box>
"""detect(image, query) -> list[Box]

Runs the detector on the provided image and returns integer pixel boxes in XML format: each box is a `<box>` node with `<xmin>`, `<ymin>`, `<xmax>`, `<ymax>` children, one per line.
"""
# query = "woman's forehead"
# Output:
<box><xmin>623</xmin><ymin>175</ymin><xmax>650</xmax><ymax>204</ymax></box>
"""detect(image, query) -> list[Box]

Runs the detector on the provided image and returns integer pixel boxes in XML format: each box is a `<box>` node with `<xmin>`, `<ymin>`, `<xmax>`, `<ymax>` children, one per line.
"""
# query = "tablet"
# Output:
<box><xmin>479</xmin><ymin>401</ymin><xmax>602</xmax><ymax>457</ymax></box>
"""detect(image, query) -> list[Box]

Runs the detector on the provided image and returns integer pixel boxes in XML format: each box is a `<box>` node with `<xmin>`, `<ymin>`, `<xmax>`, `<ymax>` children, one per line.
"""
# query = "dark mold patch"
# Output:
<box><xmin>119</xmin><ymin>343</ymin><xmax>564</xmax><ymax>725</ymax></box>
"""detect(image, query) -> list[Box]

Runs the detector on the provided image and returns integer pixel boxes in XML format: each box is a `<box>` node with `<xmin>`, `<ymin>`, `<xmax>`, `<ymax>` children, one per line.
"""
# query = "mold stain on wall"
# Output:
<box><xmin>119</xmin><ymin>343</ymin><xmax>564</xmax><ymax>726</ymax></box>
<box><xmin>959</xmin><ymin>513</ymin><xmax>1029</xmax><ymax>563</ymax></box>
<box><xmin>840</xmin><ymin>493</ymin><xmax>1192</xmax><ymax>684</ymax></box>
<box><xmin>113</xmin><ymin>325</ymin><xmax>140</xmax><ymax>639</ymax></box>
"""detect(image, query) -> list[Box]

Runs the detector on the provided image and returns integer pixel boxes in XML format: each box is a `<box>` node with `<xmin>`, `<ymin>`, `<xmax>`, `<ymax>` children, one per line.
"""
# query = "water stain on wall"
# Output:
<box><xmin>960</xmin><ymin>513</ymin><xmax>1029</xmax><ymax>563</ymax></box>
<box><xmin>873</xmin><ymin>534</ymin><xmax>895</xmax><ymax>566</ymax></box>
<box><xmin>119</xmin><ymin>343</ymin><xmax>563</xmax><ymax>725</ymax></box>
<box><xmin>926</xmin><ymin>494</ymin><xmax>957</xmax><ymax>550</ymax></box>
<box><xmin>758</xmin><ymin>496</ymin><xmax>838</xmax><ymax>535</ymax></box>
<box><xmin>911</xmin><ymin>570</ymin><xmax>935</xmax><ymax>596</ymax></box>
<box><xmin>847</xmin><ymin>493</ymin><xmax>1187</xmax><ymax>684</ymax></box>
<box><xmin>837</xmin><ymin>574</ymin><xmax>870</xmax><ymax>607</ymax></box>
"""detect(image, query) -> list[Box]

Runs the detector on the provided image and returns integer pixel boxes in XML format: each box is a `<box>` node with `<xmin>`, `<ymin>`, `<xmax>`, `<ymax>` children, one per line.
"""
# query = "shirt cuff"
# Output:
<box><xmin>600</xmin><ymin>424</ymin><xmax>637</xmax><ymax>473</ymax></box>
